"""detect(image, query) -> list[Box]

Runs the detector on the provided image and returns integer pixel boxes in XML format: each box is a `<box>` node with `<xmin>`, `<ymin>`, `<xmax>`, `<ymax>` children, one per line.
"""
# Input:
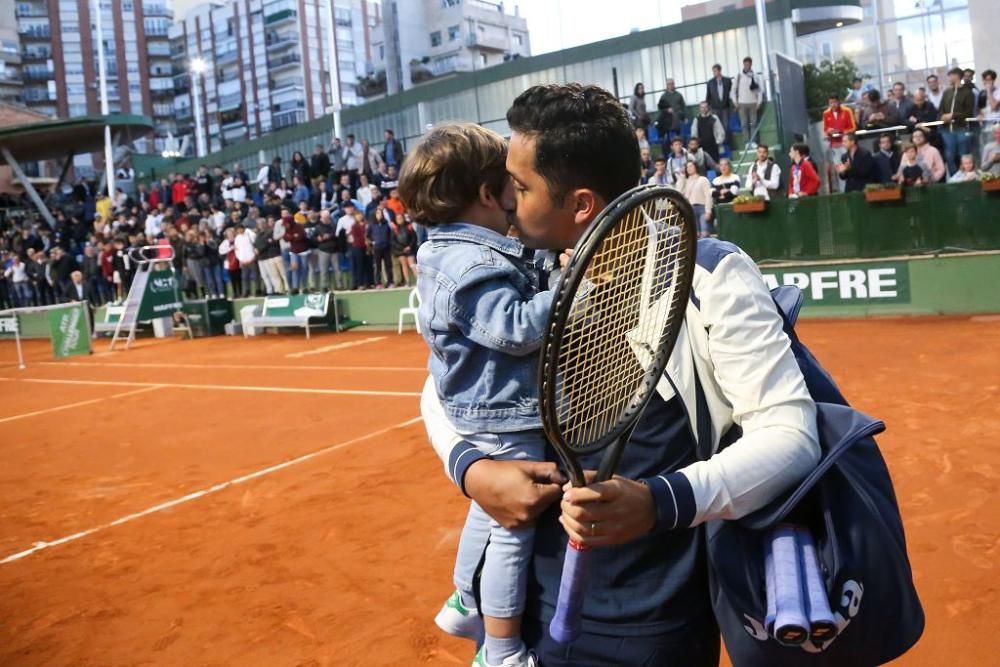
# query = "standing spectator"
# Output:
<box><xmin>836</xmin><ymin>133</ymin><xmax>879</xmax><ymax>192</ymax></box>
<box><xmin>694</xmin><ymin>101</ymin><xmax>726</xmax><ymax>163</ymax></box>
<box><xmin>844</xmin><ymin>76</ymin><xmax>866</xmax><ymax>109</ymax></box>
<box><xmin>283</xmin><ymin>213</ymin><xmax>310</xmax><ymax>294</ymax></box>
<box><xmin>711</xmin><ymin>158</ymin><xmax>741</xmax><ymax>205</ymax></box>
<box><xmin>50</xmin><ymin>246</ymin><xmax>76</xmax><ymax>299</ymax></box>
<box><xmin>666</xmin><ymin>137</ymin><xmax>688</xmax><ymax>186</ymax></box>
<box><xmin>912</xmin><ymin>127</ymin><xmax>946</xmax><ymax>182</ymax></box>
<box><xmin>907</xmin><ymin>88</ymin><xmax>939</xmax><ymax>128</ymax></box>
<box><xmin>978</xmin><ymin>69</ymin><xmax>1000</xmax><ymax>121</ymax></box>
<box><xmin>380</xmin><ymin>166</ymin><xmax>401</xmax><ymax>197</ymax></box>
<box><xmin>747</xmin><ymin>144</ymin><xmax>782</xmax><ymax>199</ymax></box>
<box><xmin>705</xmin><ymin>64</ymin><xmax>733</xmax><ymax>144</ymax></box>
<box><xmin>386</xmin><ymin>188</ymin><xmax>407</xmax><ymax>220</ymax></box>
<box><xmin>859</xmin><ymin>90</ymin><xmax>901</xmax><ymax>132</ymax></box>
<box><xmin>366</xmin><ymin>207</ymin><xmax>392</xmax><ymax>288</ymax></box>
<box><xmin>682</xmin><ymin>160</ymin><xmax>714</xmax><ymax>238</ymax></box>
<box><xmin>734</xmin><ymin>56</ymin><xmax>763</xmax><ymax>145</ymax></box>
<box><xmin>267</xmin><ymin>156</ymin><xmax>283</xmax><ymax>185</ymax></box>
<box><xmin>99</xmin><ymin>242</ymin><xmax>115</xmax><ymax>301</ymax></box>
<box><xmin>982</xmin><ymin>124</ymin><xmax>1000</xmax><ymax>175</ymax></box>
<box><xmin>887</xmin><ymin>82</ymin><xmax>915</xmax><ymax>121</ymax></box>
<box><xmin>201</xmin><ymin>230</ymin><xmax>224</xmax><ymax>298</ymax></box>
<box><xmin>233</xmin><ymin>225</ymin><xmax>258</xmax><ymax>297</ymax></box>
<box><xmin>925</xmin><ymin>74</ymin><xmax>944</xmax><ymax>110</ymax></box>
<box><xmin>110</xmin><ymin>239</ymin><xmax>130</xmax><ymax>303</ymax></box>
<box><xmin>639</xmin><ymin>148</ymin><xmax>654</xmax><ymax>180</ymax></box>
<box><xmin>947</xmin><ymin>154</ymin><xmax>981</xmax><ymax>183</ymax></box>
<box><xmin>291</xmin><ymin>176</ymin><xmax>310</xmax><ymax>206</ymax></box>
<box><xmin>389</xmin><ymin>215</ymin><xmax>417</xmax><ymax>287</ymax></box>
<box><xmin>362</xmin><ymin>138</ymin><xmax>385</xmax><ymax>183</ymax></box>
<box><xmin>148</xmin><ymin>181</ymin><xmax>161</xmax><ymax>209</ymax></box>
<box><xmin>290</xmin><ymin>151</ymin><xmax>312</xmax><ymax>185</ymax></box>
<box><xmin>629</xmin><ymin>82</ymin><xmax>650</xmax><ymax>130</ymax></box>
<box><xmin>635</xmin><ymin>127</ymin><xmax>650</xmax><ymax>153</ymax></box>
<box><xmin>255</xmin><ymin>161</ymin><xmax>270</xmax><ymax>194</ymax></box>
<box><xmin>183</xmin><ymin>229</ymin><xmax>207</xmax><ymax>298</ymax></box>
<box><xmin>822</xmin><ymin>94</ymin><xmax>856</xmax><ymax>193</ymax></box>
<box><xmin>939</xmin><ymin>67</ymin><xmax>976</xmax><ymax>174</ymax></box>
<box><xmin>348</xmin><ymin>210</ymin><xmax>369</xmax><ymax>290</ymax></box>
<box><xmin>81</xmin><ymin>244</ymin><xmax>108</xmax><ymax>305</ymax></box>
<box><xmin>27</xmin><ymin>249</ymin><xmax>54</xmax><ymax>305</ymax></box>
<box><xmin>314</xmin><ymin>209</ymin><xmax>341</xmax><ymax>292</ymax></box>
<box><xmin>171</xmin><ymin>176</ymin><xmax>189</xmax><ymax>212</ymax></box>
<box><xmin>195</xmin><ymin>165</ymin><xmax>213</xmax><ymax>198</ymax></box>
<box><xmin>356</xmin><ymin>177</ymin><xmax>376</xmax><ymax>210</ymax></box>
<box><xmin>218</xmin><ymin>227</ymin><xmax>241</xmax><ymax>298</ymax></box>
<box><xmin>383</xmin><ymin>128</ymin><xmax>404</xmax><ymax>169</ymax></box>
<box><xmin>344</xmin><ymin>134</ymin><xmax>364</xmax><ymax>188</ymax></box>
<box><xmin>254</xmin><ymin>217</ymin><xmax>282</xmax><ymax>295</ymax></box>
<box><xmin>788</xmin><ymin>143</ymin><xmax>820</xmax><ymax>198</ymax></box>
<box><xmin>656</xmin><ymin>78</ymin><xmax>686</xmax><ymax>145</ymax></box>
<box><xmin>873</xmin><ymin>134</ymin><xmax>901</xmax><ymax>183</ymax></box>
<box><xmin>895</xmin><ymin>143</ymin><xmax>931</xmax><ymax>186</ymax></box>
<box><xmin>311</xmin><ymin>144</ymin><xmax>331</xmax><ymax>187</ymax></box>
<box><xmin>311</xmin><ymin>180</ymin><xmax>335</xmax><ymax>211</ymax></box>
<box><xmin>61</xmin><ymin>270</ymin><xmax>91</xmax><ymax>303</ymax></box>
<box><xmin>3</xmin><ymin>255</ymin><xmax>31</xmax><ymax>306</ymax></box>
<box><xmin>329</xmin><ymin>136</ymin><xmax>347</xmax><ymax>182</ymax></box>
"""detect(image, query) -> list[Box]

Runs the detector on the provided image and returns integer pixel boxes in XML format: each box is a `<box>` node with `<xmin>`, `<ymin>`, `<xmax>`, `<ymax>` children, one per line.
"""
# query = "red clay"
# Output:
<box><xmin>0</xmin><ymin>318</ymin><xmax>996</xmax><ymax>666</ymax></box>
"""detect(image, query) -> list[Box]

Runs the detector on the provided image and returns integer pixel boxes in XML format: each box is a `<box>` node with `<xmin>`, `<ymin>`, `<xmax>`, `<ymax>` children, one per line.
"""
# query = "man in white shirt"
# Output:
<box><xmin>336</xmin><ymin>203</ymin><xmax>357</xmax><ymax>238</ymax></box>
<box><xmin>144</xmin><ymin>210</ymin><xmax>163</xmax><ymax>239</ymax></box>
<box><xmin>345</xmin><ymin>134</ymin><xmax>364</xmax><ymax>186</ymax></box>
<box><xmin>925</xmin><ymin>74</ymin><xmax>944</xmax><ymax>110</ymax></box>
<box><xmin>734</xmin><ymin>56</ymin><xmax>763</xmax><ymax>145</ymax></box>
<box><xmin>233</xmin><ymin>226</ymin><xmax>258</xmax><ymax>297</ymax></box>
<box><xmin>747</xmin><ymin>144</ymin><xmax>782</xmax><ymax>199</ymax></box>
<box><xmin>255</xmin><ymin>162</ymin><xmax>269</xmax><ymax>194</ymax></box>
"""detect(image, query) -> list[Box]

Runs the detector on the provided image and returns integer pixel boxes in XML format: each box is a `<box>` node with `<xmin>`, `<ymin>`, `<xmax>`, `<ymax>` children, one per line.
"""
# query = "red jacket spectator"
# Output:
<box><xmin>283</xmin><ymin>219</ymin><xmax>309</xmax><ymax>254</ymax></box>
<box><xmin>171</xmin><ymin>179</ymin><xmax>188</xmax><ymax>207</ymax></box>
<box><xmin>789</xmin><ymin>158</ymin><xmax>820</xmax><ymax>197</ymax></box>
<box><xmin>822</xmin><ymin>104</ymin><xmax>856</xmax><ymax>149</ymax></box>
<box><xmin>100</xmin><ymin>246</ymin><xmax>115</xmax><ymax>280</ymax></box>
<box><xmin>149</xmin><ymin>187</ymin><xmax>160</xmax><ymax>210</ymax></box>
<box><xmin>350</xmin><ymin>218</ymin><xmax>368</xmax><ymax>249</ymax></box>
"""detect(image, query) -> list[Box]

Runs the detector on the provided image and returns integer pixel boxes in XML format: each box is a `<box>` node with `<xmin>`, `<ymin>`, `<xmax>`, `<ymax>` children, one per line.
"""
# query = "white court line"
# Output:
<box><xmin>0</xmin><ymin>416</ymin><xmax>423</xmax><ymax>564</ymax></box>
<box><xmin>285</xmin><ymin>336</ymin><xmax>386</xmax><ymax>358</ymax></box>
<box><xmin>16</xmin><ymin>377</ymin><xmax>421</xmax><ymax>398</ymax></box>
<box><xmin>39</xmin><ymin>361</ymin><xmax>425</xmax><ymax>372</ymax></box>
<box><xmin>0</xmin><ymin>386</ymin><xmax>163</xmax><ymax>425</ymax></box>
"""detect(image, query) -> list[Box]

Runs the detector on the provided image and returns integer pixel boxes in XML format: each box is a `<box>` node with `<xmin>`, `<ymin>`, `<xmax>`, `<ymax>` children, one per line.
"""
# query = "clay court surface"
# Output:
<box><xmin>0</xmin><ymin>316</ymin><xmax>997</xmax><ymax>666</ymax></box>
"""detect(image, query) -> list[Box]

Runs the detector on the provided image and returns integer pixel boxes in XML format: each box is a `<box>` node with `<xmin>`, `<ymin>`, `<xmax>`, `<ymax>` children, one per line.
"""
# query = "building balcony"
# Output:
<box><xmin>18</xmin><ymin>26</ymin><xmax>52</xmax><ymax>40</ymax></box>
<box><xmin>466</xmin><ymin>31</ymin><xmax>508</xmax><ymax>52</ymax></box>
<box><xmin>268</xmin><ymin>53</ymin><xmax>301</xmax><ymax>72</ymax></box>
<box><xmin>143</xmin><ymin>3</ymin><xmax>172</xmax><ymax>18</ymax></box>
<box><xmin>216</xmin><ymin>47</ymin><xmax>239</xmax><ymax>65</ymax></box>
<box><xmin>23</xmin><ymin>69</ymin><xmax>53</xmax><ymax>81</ymax></box>
<box><xmin>266</xmin><ymin>34</ymin><xmax>298</xmax><ymax>52</ymax></box>
<box><xmin>272</xmin><ymin>108</ymin><xmax>305</xmax><ymax>129</ymax></box>
<box><xmin>15</xmin><ymin>7</ymin><xmax>48</xmax><ymax>18</ymax></box>
<box><xmin>21</xmin><ymin>48</ymin><xmax>50</xmax><ymax>61</ymax></box>
<box><xmin>265</xmin><ymin>8</ymin><xmax>297</xmax><ymax>26</ymax></box>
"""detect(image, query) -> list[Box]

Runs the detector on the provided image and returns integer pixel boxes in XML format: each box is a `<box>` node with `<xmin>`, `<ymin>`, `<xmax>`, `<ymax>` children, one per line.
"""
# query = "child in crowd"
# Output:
<box><xmin>895</xmin><ymin>143</ymin><xmax>930</xmax><ymax>186</ymax></box>
<box><xmin>399</xmin><ymin>123</ymin><xmax>552</xmax><ymax>667</ymax></box>
<box><xmin>947</xmin><ymin>154</ymin><xmax>982</xmax><ymax>183</ymax></box>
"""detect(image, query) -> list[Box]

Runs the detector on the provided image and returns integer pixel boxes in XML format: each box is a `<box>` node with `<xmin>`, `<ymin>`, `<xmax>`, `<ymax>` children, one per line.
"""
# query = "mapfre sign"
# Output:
<box><xmin>760</xmin><ymin>261</ymin><xmax>910</xmax><ymax>305</ymax></box>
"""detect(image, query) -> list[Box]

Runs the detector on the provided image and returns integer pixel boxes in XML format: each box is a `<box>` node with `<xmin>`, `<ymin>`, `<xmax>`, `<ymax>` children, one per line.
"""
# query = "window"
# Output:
<box><xmin>448</xmin><ymin>25</ymin><xmax>460</xmax><ymax>41</ymax></box>
<box><xmin>442</xmin><ymin>0</ymin><xmax>460</xmax><ymax>6</ymax></box>
<box><xmin>514</xmin><ymin>33</ymin><xmax>523</xmax><ymax>46</ymax></box>
<box><xmin>480</xmin><ymin>53</ymin><xmax>487</xmax><ymax>66</ymax></box>
<box><xmin>430</xmin><ymin>31</ymin><xmax>442</xmax><ymax>47</ymax></box>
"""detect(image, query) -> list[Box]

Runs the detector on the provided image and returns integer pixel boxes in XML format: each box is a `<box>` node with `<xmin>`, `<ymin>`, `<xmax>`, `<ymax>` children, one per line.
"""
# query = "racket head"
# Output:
<box><xmin>539</xmin><ymin>184</ymin><xmax>697</xmax><ymax>481</ymax></box>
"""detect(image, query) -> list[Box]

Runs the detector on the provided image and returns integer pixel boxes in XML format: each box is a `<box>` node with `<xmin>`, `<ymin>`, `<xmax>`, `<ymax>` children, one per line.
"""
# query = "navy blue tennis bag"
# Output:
<box><xmin>701</xmin><ymin>286</ymin><xmax>924</xmax><ymax>666</ymax></box>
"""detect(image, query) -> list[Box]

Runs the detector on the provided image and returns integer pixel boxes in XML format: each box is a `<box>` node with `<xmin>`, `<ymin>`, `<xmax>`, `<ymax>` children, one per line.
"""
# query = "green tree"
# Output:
<box><xmin>803</xmin><ymin>57</ymin><xmax>867</xmax><ymax>122</ymax></box>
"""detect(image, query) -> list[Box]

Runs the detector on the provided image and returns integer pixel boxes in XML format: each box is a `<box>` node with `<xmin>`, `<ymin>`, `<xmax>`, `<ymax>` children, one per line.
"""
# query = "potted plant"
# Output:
<box><xmin>864</xmin><ymin>182</ymin><xmax>904</xmax><ymax>203</ymax></box>
<box><xmin>981</xmin><ymin>173</ymin><xmax>1000</xmax><ymax>193</ymax></box>
<box><xmin>732</xmin><ymin>193</ymin><xmax>768</xmax><ymax>213</ymax></box>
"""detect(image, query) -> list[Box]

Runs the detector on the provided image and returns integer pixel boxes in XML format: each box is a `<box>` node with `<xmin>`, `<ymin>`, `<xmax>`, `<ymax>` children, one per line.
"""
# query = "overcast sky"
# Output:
<box><xmin>173</xmin><ymin>0</ymin><xmax>699</xmax><ymax>54</ymax></box>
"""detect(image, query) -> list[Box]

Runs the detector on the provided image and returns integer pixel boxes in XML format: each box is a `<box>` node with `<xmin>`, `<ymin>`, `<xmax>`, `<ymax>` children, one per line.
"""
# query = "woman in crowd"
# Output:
<box><xmin>711</xmin><ymin>158</ymin><xmax>741</xmax><ymax>205</ymax></box>
<box><xmin>629</xmin><ymin>82</ymin><xmax>650</xmax><ymax>130</ymax></box>
<box><xmin>682</xmin><ymin>160</ymin><xmax>714</xmax><ymax>238</ymax></box>
<box><xmin>911</xmin><ymin>127</ymin><xmax>946</xmax><ymax>182</ymax></box>
<box><xmin>200</xmin><ymin>227</ymin><xmax>224</xmax><ymax>299</ymax></box>
<box><xmin>348</xmin><ymin>211</ymin><xmax>370</xmax><ymax>290</ymax></box>
<box><xmin>290</xmin><ymin>151</ymin><xmax>312</xmax><ymax>185</ymax></box>
<box><xmin>218</xmin><ymin>227</ymin><xmax>241</xmax><ymax>299</ymax></box>
<box><xmin>183</xmin><ymin>228</ymin><xmax>206</xmax><ymax>298</ymax></box>
<box><xmin>283</xmin><ymin>213</ymin><xmax>311</xmax><ymax>294</ymax></box>
<box><xmin>389</xmin><ymin>213</ymin><xmax>417</xmax><ymax>287</ymax></box>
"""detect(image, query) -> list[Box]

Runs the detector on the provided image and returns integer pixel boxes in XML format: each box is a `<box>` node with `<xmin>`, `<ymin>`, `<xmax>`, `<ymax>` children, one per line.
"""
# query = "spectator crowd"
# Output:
<box><xmin>1</xmin><ymin>129</ymin><xmax>427</xmax><ymax>311</ymax></box>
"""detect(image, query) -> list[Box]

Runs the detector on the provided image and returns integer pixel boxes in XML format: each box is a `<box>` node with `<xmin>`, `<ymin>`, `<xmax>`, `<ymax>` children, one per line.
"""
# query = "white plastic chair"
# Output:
<box><xmin>398</xmin><ymin>288</ymin><xmax>421</xmax><ymax>334</ymax></box>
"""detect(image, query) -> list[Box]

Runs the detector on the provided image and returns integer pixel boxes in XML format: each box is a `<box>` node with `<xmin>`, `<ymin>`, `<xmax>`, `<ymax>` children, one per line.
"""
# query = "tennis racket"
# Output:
<box><xmin>539</xmin><ymin>184</ymin><xmax>696</xmax><ymax>644</ymax></box>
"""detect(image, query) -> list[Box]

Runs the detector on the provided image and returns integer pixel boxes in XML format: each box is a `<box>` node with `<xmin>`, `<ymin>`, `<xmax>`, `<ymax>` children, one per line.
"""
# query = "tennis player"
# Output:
<box><xmin>400</xmin><ymin>123</ymin><xmax>558</xmax><ymax>667</ymax></box>
<box><xmin>421</xmin><ymin>84</ymin><xmax>821</xmax><ymax>666</ymax></box>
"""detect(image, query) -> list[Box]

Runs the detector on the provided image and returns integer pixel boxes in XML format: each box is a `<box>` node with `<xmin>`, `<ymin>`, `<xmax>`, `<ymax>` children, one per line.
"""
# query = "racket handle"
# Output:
<box><xmin>796</xmin><ymin>527</ymin><xmax>838</xmax><ymax>642</ymax></box>
<box><xmin>771</xmin><ymin>525</ymin><xmax>809</xmax><ymax>646</ymax></box>
<box><xmin>549</xmin><ymin>540</ymin><xmax>592</xmax><ymax>644</ymax></box>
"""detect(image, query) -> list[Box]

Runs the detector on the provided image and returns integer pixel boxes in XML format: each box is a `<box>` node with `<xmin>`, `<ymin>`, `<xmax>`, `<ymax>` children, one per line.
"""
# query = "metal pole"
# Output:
<box><xmin>191</xmin><ymin>69</ymin><xmax>205</xmax><ymax>157</ymax></box>
<box><xmin>2</xmin><ymin>147</ymin><xmax>58</xmax><ymax>229</ymax></box>
<box><xmin>752</xmin><ymin>0</ymin><xmax>774</xmax><ymax>102</ymax></box>
<box><xmin>93</xmin><ymin>0</ymin><xmax>115</xmax><ymax>198</ymax></box>
<box><xmin>324</xmin><ymin>0</ymin><xmax>343</xmax><ymax>139</ymax></box>
<box><xmin>871</xmin><ymin>0</ymin><xmax>885</xmax><ymax>93</ymax></box>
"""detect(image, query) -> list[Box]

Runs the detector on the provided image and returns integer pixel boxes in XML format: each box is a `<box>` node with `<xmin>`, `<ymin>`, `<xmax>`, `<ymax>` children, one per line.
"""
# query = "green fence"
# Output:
<box><xmin>717</xmin><ymin>182</ymin><xmax>1000</xmax><ymax>263</ymax></box>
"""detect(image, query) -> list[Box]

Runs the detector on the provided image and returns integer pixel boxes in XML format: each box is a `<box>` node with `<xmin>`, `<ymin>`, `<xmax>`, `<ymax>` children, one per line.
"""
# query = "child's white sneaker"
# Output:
<box><xmin>471</xmin><ymin>645</ymin><xmax>537</xmax><ymax>667</ymax></box>
<box><xmin>434</xmin><ymin>590</ymin><xmax>483</xmax><ymax>640</ymax></box>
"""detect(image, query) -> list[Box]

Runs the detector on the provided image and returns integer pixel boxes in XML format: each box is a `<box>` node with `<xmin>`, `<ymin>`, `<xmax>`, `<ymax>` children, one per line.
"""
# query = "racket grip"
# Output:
<box><xmin>771</xmin><ymin>525</ymin><xmax>809</xmax><ymax>646</ymax></box>
<box><xmin>796</xmin><ymin>527</ymin><xmax>838</xmax><ymax>642</ymax></box>
<box><xmin>549</xmin><ymin>540</ymin><xmax>592</xmax><ymax>645</ymax></box>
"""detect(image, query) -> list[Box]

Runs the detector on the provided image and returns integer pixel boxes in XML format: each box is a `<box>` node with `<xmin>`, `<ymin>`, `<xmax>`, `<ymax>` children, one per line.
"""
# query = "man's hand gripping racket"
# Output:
<box><xmin>539</xmin><ymin>184</ymin><xmax>696</xmax><ymax>644</ymax></box>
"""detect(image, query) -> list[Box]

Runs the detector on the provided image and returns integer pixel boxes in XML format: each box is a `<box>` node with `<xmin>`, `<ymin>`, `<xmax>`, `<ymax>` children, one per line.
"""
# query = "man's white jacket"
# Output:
<box><xmin>421</xmin><ymin>238</ymin><xmax>820</xmax><ymax>529</ymax></box>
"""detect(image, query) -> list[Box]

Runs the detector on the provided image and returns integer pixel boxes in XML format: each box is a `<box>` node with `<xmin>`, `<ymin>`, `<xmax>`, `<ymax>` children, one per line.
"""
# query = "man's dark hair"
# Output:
<box><xmin>385</xmin><ymin>128</ymin><xmax>395</xmax><ymax>136</ymax></box>
<box><xmin>712</xmin><ymin>63</ymin><xmax>721</xmax><ymax>71</ymax></box>
<box><xmin>852</xmin><ymin>77</ymin><xmax>862</xmax><ymax>83</ymax></box>
<box><xmin>948</xmin><ymin>67</ymin><xmax>963</xmax><ymax>77</ymax></box>
<box><xmin>743</xmin><ymin>56</ymin><xmax>752</xmax><ymax>64</ymax></box>
<box><xmin>926</xmin><ymin>74</ymin><xmax>937</xmax><ymax>81</ymax></box>
<box><xmin>983</xmin><ymin>69</ymin><xmax>997</xmax><ymax>80</ymax></box>
<box><xmin>868</xmin><ymin>89</ymin><xmax>881</xmax><ymax>102</ymax></box>
<box><xmin>506</xmin><ymin>84</ymin><xmax>639</xmax><ymax>205</ymax></box>
<box><xmin>347</xmin><ymin>133</ymin><xmax>355</xmax><ymax>140</ymax></box>
<box><xmin>791</xmin><ymin>142</ymin><xmax>810</xmax><ymax>157</ymax></box>
<box><xmin>757</xmin><ymin>143</ymin><xmax>769</xmax><ymax>152</ymax></box>
<box><xmin>828</xmin><ymin>93</ymin><xmax>840</xmax><ymax>101</ymax></box>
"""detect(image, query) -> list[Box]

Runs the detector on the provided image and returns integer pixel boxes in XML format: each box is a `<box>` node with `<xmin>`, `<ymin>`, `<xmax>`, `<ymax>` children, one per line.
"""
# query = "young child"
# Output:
<box><xmin>895</xmin><ymin>143</ymin><xmax>930</xmax><ymax>186</ymax></box>
<box><xmin>399</xmin><ymin>123</ymin><xmax>551</xmax><ymax>667</ymax></box>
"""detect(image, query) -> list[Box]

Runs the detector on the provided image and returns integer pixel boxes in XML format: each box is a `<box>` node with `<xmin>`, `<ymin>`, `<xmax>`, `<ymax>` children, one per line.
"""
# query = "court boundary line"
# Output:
<box><xmin>0</xmin><ymin>416</ymin><xmax>423</xmax><ymax>565</ymax></box>
<box><xmin>37</xmin><ymin>361</ymin><xmax>426</xmax><ymax>372</ymax></box>
<box><xmin>285</xmin><ymin>336</ymin><xmax>386</xmax><ymax>358</ymax></box>
<box><xmin>0</xmin><ymin>385</ymin><xmax>163</xmax><ymax>425</ymax></box>
<box><xmin>9</xmin><ymin>377</ymin><xmax>421</xmax><ymax>398</ymax></box>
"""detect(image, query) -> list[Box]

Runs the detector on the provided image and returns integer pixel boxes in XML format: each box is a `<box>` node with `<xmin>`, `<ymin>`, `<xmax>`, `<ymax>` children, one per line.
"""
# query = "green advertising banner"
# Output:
<box><xmin>759</xmin><ymin>261</ymin><xmax>911</xmax><ymax>306</ymax></box>
<box><xmin>47</xmin><ymin>304</ymin><xmax>91</xmax><ymax>358</ymax></box>
<box><xmin>137</xmin><ymin>269</ymin><xmax>183</xmax><ymax>320</ymax></box>
<box><xmin>262</xmin><ymin>293</ymin><xmax>329</xmax><ymax>317</ymax></box>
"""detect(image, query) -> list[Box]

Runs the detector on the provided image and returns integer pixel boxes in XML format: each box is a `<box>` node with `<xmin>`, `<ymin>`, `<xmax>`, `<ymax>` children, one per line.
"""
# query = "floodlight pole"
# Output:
<box><xmin>93</xmin><ymin>0</ymin><xmax>115</xmax><ymax>200</ymax></box>
<box><xmin>190</xmin><ymin>63</ymin><xmax>206</xmax><ymax>158</ymax></box>
<box><xmin>753</xmin><ymin>0</ymin><xmax>775</xmax><ymax>102</ymax></box>
<box><xmin>324</xmin><ymin>0</ymin><xmax>343</xmax><ymax>139</ymax></box>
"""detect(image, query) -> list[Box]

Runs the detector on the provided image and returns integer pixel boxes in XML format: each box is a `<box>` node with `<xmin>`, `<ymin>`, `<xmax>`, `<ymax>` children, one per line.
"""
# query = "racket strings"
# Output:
<box><xmin>554</xmin><ymin>196</ymin><xmax>692</xmax><ymax>450</ymax></box>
